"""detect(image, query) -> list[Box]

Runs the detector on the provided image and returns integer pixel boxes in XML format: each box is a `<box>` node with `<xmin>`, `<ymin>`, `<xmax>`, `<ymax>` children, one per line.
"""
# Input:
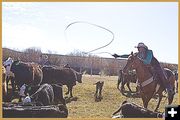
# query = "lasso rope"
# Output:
<box><xmin>64</xmin><ymin>21</ymin><xmax>114</xmax><ymax>54</ymax></box>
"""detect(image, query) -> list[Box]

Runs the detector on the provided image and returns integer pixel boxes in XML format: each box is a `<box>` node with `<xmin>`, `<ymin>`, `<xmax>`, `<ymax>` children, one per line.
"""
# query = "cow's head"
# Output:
<box><xmin>10</xmin><ymin>60</ymin><xmax>20</xmax><ymax>73</ymax></box>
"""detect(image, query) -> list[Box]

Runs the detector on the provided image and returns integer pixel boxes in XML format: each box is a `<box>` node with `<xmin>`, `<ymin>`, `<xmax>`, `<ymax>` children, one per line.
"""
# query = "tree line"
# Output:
<box><xmin>2</xmin><ymin>47</ymin><xmax>178</xmax><ymax>76</ymax></box>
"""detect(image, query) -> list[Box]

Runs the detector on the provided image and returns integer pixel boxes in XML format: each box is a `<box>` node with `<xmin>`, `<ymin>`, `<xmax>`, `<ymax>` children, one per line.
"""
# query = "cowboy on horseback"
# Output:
<box><xmin>135</xmin><ymin>42</ymin><xmax>175</xmax><ymax>97</ymax></box>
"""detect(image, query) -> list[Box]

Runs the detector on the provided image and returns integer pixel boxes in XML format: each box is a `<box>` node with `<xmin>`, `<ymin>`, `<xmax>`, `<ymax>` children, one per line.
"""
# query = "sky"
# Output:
<box><xmin>2</xmin><ymin>2</ymin><xmax>178</xmax><ymax>64</ymax></box>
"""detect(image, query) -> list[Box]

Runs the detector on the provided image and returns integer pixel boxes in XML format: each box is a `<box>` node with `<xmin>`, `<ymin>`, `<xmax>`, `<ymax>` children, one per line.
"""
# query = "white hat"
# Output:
<box><xmin>135</xmin><ymin>42</ymin><xmax>148</xmax><ymax>49</ymax></box>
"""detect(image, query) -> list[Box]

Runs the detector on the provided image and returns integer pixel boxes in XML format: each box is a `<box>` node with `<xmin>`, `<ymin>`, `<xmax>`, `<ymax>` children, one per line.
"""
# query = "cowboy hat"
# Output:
<box><xmin>135</xmin><ymin>42</ymin><xmax>148</xmax><ymax>49</ymax></box>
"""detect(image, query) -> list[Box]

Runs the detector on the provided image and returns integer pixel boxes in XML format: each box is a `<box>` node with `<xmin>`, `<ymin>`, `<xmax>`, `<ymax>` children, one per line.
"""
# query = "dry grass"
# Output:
<box><xmin>7</xmin><ymin>75</ymin><xmax>178</xmax><ymax>118</ymax></box>
<box><xmin>65</xmin><ymin>75</ymin><xmax>178</xmax><ymax>118</ymax></box>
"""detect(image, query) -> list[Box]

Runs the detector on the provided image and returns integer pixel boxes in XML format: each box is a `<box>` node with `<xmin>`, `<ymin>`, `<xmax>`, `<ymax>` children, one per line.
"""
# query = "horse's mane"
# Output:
<box><xmin>133</xmin><ymin>52</ymin><xmax>138</xmax><ymax>57</ymax></box>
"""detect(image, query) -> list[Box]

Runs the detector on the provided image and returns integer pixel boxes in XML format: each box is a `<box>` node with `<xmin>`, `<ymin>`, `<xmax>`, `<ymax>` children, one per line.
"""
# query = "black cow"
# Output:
<box><xmin>10</xmin><ymin>60</ymin><xmax>43</xmax><ymax>89</ymax></box>
<box><xmin>25</xmin><ymin>83</ymin><xmax>66</xmax><ymax>105</ymax></box>
<box><xmin>112</xmin><ymin>101</ymin><xmax>163</xmax><ymax>118</ymax></box>
<box><xmin>42</xmin><ymin>66</ymin><xmax>82</xmax><ymax>97</ymax></box>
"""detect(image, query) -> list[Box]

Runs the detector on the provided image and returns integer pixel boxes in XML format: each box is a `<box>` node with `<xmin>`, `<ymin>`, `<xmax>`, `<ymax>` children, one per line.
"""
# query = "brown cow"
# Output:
<box><xmin>10</xmin><ymin>60</ymin><xmax>43</xmax><ymax>93</ymax></box>
<box><xmin>6</xmin><ymin>60</ymin><xmax>43</xmax><ymax>102</ymax></box>
<box><xmin>42</xmin><ymin>66</ymin><xmax>82</xmax><ymax>97</ymax></box>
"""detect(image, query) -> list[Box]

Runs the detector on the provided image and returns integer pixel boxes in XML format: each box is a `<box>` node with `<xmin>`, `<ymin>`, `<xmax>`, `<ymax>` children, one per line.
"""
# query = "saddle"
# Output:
<box><xmin>146</xmin><ymin>65</ymin><xmax>170</xmax><ymax>89</ymax></box>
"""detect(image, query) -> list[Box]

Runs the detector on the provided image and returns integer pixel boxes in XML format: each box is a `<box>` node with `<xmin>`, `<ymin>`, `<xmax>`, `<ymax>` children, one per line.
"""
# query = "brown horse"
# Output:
<box><xmin>123</xmin><ymin>52</ymin><xmax>175</xmax><ymax>111</ymax></box>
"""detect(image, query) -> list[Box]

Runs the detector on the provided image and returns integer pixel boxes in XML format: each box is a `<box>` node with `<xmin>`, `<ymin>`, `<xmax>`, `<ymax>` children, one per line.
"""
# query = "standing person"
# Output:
<box><xmin>135</xmin><ymin>42</ymin><xmax>175</xmax><ymax>96</ymax></box>
<box><xmin>39</xmin><ymin>54</ymin><xmax>51</xmax><ymax>66</ymax></box>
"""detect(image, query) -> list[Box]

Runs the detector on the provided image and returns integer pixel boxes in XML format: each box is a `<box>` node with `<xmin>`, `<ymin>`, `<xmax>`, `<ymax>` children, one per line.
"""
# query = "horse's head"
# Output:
<box><xmin>123</xmin><ymin>52</ymin><xmax>142</xmax><ymax>74</ymax></box>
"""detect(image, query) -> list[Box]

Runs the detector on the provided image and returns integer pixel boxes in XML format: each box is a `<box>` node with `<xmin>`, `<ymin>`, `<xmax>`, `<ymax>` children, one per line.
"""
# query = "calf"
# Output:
<box><xmin>94</xmin><ymin>81</ymin><xmax>104</xmax><ymax>102</ymax></box>
<box><xmin>112</xmin><ymin>101</ymin><xmax>163</xmax><ymax>118</ymax></box>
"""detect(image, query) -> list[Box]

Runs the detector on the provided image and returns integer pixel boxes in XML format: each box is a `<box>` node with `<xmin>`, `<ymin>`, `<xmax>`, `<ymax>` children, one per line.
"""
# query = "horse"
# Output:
<box><xmin>117</xmin><ymin>69</ymin><xmax>137</xmax><ymax>93</ymax></box>
<box><xmin>123</xmin><ymin>52</ymin><xmax>175</xmax><ymax>111</ymax></box>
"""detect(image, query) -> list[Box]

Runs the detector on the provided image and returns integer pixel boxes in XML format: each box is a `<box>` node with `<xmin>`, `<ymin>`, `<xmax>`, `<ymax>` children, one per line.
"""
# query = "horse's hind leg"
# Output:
<box><xmin>117</xmin><ymin>78</ymin><xmax>121</xmax><ymax>90</ymax></box>
<box><xmin>154</xmin><ymin>93</ymin><xmax>163</xmax><ymax>112</ymax></box>
<box><xmin>168</xmin><ymin>92</ymin><xmax>174</xmax><ymax>105</ymax></box>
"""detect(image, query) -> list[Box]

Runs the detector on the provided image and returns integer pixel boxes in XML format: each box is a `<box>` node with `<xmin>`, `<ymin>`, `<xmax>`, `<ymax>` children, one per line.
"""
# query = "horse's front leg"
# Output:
<box><xmin>117</xmin><ymin>81</ymin><xmax>120</xmax><ymax>90</ymax></box>
<box><xmin>154</xmin><ymin>93</ymin><xmax>163</xmax><ymax>112</ymax></box>
<box><xmin>142</xmin><ymin>94</ymin><xmax>152</xmax><ymax>108</ymax></box>
<box><xmin>120</xmin><ymin>81</ymin><xmax>126</xmax><ymax>93</ymax></box>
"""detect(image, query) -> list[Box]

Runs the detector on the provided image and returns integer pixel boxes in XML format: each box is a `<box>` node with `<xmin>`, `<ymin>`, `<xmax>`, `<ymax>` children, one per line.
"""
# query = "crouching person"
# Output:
<box><xmin>112</xmin><ymin>101</ymin><xmax>163</xmax><ymax>118</ymax></box>
<box><xmin>24</xmin><ymin>83</ymin><xmax>66</xmax><ymax>105</ymax></box>
<box><xmin>24</xmin><ymin>84</ymin><xmax>54</xmax><ymax>106</ymax></box>
<box><xmin>19</xmin><ymin>84</ymin><xmax>27</xmax><ymax>102</ymax></box>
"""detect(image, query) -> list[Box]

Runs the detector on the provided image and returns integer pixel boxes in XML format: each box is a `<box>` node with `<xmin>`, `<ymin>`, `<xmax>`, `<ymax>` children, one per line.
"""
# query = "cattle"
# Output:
<box><xmin>117</xmin><ymin>69</ymin><xmax>137</xmax><ymax>93</ymax></box>
<box><xmin>93</xmin><ymin>81</ymin><xmax>104</xmax><ymax>102</ymax></box>
<box><xmin>24</xmin><ymin>83</ymin><xmax>66</xmax><ymax>105</ymax></box>
<box><xmin>112</xmin><ymin>101</ymin><xmax>163</xmax><ymax>118</ymax></box>
<box><xmin>51</xmin><ymin>84</ymin><xmax>66</xmax><ymax>105</ymax></box>
<box><xmin>10</xmin><ymin>60</ymin><xmax>43</xmax><ymax>90</ymax></box>
<box><xmin>41</xmin><ymin>66</ymin><xmax>82</xmax><ymax>97</ymax></box>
